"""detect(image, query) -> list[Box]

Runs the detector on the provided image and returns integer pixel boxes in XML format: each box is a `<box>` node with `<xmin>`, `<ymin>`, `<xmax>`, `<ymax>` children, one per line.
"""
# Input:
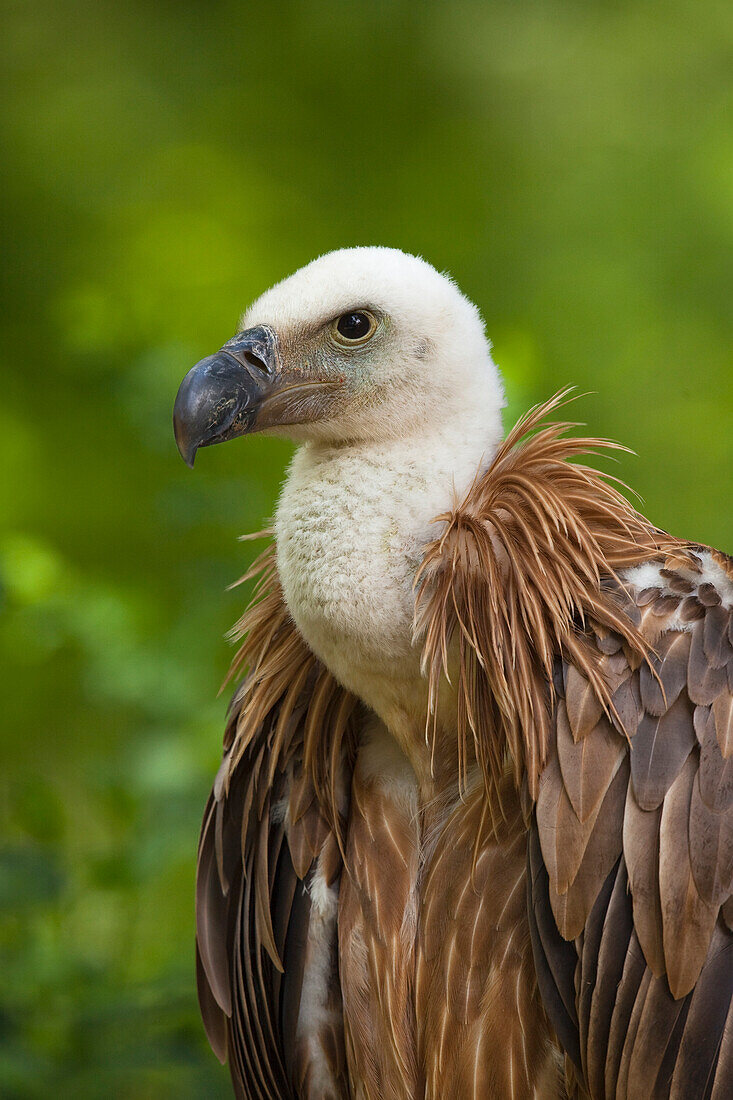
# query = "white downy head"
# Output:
<box><xmin>240</xmin><ymin>246</ymin><xmax>505</xmax><ymax>447</ymax></box>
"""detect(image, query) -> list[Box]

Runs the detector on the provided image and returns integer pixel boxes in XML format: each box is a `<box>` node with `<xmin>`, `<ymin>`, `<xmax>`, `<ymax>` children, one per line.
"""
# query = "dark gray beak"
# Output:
<box><xmin>173</xmin><ymin>326</ymin><xmax>278</xmax><ymax>467</ymax></box>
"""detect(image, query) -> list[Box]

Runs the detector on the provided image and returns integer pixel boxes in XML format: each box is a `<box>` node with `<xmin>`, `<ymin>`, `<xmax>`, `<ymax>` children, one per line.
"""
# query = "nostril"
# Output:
<box><xmin>221</xmin><ymin>326</ymin><xmax>277</xmax><ymax>375</ymax></box>
<box><xmin>244</xmin><ymin>350</ymin><xmax>269</xmax><ymax>373</ymax></box>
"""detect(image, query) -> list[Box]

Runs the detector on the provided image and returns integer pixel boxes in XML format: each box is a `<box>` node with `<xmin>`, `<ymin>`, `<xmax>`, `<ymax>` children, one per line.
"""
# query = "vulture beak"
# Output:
<box><xmin>173</xmin><ymin>326</ymin><xmax>279</xmax><ymax>467</ymax></box>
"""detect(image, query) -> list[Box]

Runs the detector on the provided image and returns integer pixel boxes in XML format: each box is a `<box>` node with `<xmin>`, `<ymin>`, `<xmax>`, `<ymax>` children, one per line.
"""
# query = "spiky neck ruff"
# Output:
<box><xmin>415</xmin><ymin>391</ymin><xmax>680</xmax><ymax>824</ymax></box>
<box><xmin>228</xmin><ymin>392</ymin><xmax>677</xmax><ymax>826</ymax></box>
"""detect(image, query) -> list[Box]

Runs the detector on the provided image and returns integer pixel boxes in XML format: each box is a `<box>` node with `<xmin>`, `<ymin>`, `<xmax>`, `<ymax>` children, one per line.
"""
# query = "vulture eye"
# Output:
<box><xmin>333</xmin><ymin>310</ymin><xmax>377</xmax><ymax>345</ymax></box>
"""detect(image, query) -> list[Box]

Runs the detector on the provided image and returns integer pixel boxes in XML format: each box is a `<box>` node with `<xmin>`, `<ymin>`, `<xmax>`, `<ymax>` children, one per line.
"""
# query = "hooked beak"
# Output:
<box><xmin>173</xmin><ymin>326</ymin><xmax>278</xmax><ymax>467</ymax></box>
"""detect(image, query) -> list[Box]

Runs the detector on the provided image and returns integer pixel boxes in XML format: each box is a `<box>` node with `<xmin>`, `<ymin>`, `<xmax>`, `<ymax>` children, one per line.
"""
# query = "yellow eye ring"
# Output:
<box><xmin>332</xmin><ymin>310</ymin><xmax>378</xmax><ymax>346</ymax></box>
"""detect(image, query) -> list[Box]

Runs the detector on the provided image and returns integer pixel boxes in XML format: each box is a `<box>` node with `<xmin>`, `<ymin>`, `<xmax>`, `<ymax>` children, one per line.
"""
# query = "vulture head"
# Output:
<box><xmin>173</xmin><ymin>247</ymin><xmax>504</xmax><ymax>465</ymax></box>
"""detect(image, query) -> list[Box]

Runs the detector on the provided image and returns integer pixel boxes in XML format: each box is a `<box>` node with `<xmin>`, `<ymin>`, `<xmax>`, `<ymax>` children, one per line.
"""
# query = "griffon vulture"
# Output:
<box><xmin>173</xmin><ymin>247</ymin><xmax>733</xmax><ymax>1099</ymax></box>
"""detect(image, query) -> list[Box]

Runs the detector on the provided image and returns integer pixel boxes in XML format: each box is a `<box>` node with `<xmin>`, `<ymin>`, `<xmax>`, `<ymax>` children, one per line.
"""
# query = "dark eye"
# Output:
<box><xmin>334</xmin><ymin>310</ymin><xmax>376</xmax><ymax>344</ymax></box>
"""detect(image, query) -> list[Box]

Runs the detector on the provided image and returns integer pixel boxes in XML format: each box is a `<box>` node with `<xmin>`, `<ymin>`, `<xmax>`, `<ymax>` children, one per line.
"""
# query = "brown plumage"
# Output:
<box><xmin>195</xmin><ymin>394</ymin><xmax>733</xmax><ymax>1098</ymax></box>
<box><xmin>416</xmin><ymin>777</ymin><xmax>560</xmax><ymax>1098</ymax></box>
<box><xmin>197</xmin><ymin>546</ymin><xmax>359</xmax><ymax>1097</ymax></box>
<box><xmin>338</xmin><ymin>722</ymin><xmax>421</xmax><ymax>1099</ymax></box>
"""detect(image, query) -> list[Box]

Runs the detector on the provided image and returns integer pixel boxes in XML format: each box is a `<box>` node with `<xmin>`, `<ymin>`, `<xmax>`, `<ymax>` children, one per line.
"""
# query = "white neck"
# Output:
<box><xmin>274</xmin><ymin>402</ymin><xmax>502</xmax><ymax>733</ymax></box>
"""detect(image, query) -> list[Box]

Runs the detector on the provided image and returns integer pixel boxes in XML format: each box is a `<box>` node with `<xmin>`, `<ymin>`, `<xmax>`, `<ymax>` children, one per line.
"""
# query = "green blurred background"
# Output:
<box><xmin>1</xmin><ymin>1</ymin><xmax>731</xmax><ymax>1096</ymax></box>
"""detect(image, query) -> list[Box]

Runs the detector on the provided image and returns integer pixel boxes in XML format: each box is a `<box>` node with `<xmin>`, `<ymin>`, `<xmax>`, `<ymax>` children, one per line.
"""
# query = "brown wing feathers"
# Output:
<box><xmin>196</xmin><ymin>542</ymin><xmax>358</xmax><ymax>1098</ymax></box>
<box><xmin>528</xmin><ymin>560</ymin><xmax>733</xmax><ymax>1096</ymax></box>
<box><xmin>535</xmin><ymin>563</ymin><xmax>733</xmax><ymax>1092</ymax></box>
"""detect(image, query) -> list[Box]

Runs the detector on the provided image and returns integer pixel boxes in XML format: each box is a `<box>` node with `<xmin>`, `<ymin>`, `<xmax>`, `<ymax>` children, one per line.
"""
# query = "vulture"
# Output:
<box><xmin>173</xmin><ymin>247</ymin><xmax>733</xmax><ymax>1100</ymax></box>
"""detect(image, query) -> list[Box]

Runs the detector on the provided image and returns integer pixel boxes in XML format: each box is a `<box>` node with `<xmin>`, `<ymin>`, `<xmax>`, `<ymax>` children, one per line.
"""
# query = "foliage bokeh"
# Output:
<box><xmin>1</xmin><ymin>1</ymin><xmax>731</xmax><ymax>1096</ymax></box>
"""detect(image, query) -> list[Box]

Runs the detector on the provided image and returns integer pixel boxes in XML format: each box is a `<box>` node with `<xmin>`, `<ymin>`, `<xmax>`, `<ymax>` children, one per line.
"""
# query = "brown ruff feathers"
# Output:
<box><xmin>226</xmin><ymin>392</ymin><xmax>680</xmax><ymax>837</ymax></box>
<box><xmin>414</xmin><ymin>389</ymin><xmax>679</xmax><ymax>817</ymax></box>
<box><xmin>224</xmin><ymin>539</ymin><xmax>359</xmax><ymax>842</ymax></box>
